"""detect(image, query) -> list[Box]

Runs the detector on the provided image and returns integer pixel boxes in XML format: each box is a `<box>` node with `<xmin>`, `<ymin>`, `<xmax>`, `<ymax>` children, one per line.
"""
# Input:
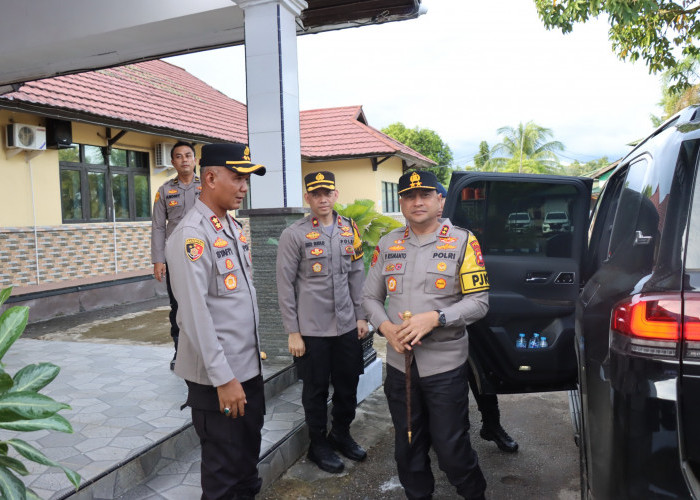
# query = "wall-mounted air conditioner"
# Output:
<box><xmin>154</xmin><ymin>143</ymin><xmax>175</xmax><ymax>168</ymax></box>
<box><xmin>6</xmin><ymin>123</ymin><xmax>47</xmax><ymax>151</ymax></box>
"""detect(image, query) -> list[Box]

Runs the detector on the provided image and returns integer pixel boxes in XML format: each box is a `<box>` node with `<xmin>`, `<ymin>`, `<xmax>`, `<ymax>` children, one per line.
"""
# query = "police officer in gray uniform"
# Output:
<box><xmin>276</xmin><ymin>171</ymin><xmax>369</xmax><ymax>474</ymax></box>
<box><xmin>363</xmin><ymin>170</ymin><xmax>489</xmax><ymax>500</ymax></box>
<box><xmin>151</xmin><ymin>141</ymin><xmax>201</xmax><ymax>369</ymax></box>
<box><xmin>165</xmin><ymin>143</ymin><xmax>265</xmax><ymax>500</ymax></box>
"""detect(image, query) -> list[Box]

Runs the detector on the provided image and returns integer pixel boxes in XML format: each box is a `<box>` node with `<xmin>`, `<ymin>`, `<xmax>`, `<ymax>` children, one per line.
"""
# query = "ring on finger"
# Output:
<box><xmin>223</xmin><ymin>407</ymin><xmax>230</xmax><ymax>416</ymax></box>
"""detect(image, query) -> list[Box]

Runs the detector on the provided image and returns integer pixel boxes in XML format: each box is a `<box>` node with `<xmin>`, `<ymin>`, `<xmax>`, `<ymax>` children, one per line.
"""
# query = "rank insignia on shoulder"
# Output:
<box><xmin>312</xmin><ymin>262</ymin><xmax>323</xmax><ymax>273</ymax></box>
<box><xmin>225</xmin><ymin>258</ymin><xmax>234</xmax><ymax>270</ymax></box>
<box><xmin>185</xmin><ymin>238</ymin><xmax>205</xmax><ymax>262</ymax></box>
<box><xmin>371</xmin><ymin>246</ymin><xmax>380</xmax><ymax>267</ymax></box>
<box><xmin>154</xmin><ymin>192</ymin><xmax>161</xmax><ymax>202</ymax></box>
<box><xmin>168</xmin><ymin>189</ymin><xmax>178</xmax><ymax>194</ymax></box>
<box><xmin>310</xmin><ymin>248</ymin><xmax>324</xmax><ymax>256</ymax></box>
<box><xmin>311</xmin><ymin>217</ymin><xmax>319</xmax><ymax>227</ymax></box>
<box><xmin>403</xmin><ymin>227</ymin><xmax>410</xmax><ymax>238</ymax></box>
<box><xmin>210</xmin><ymin>216</ymin><xmax>223</xmax><ymax>231</ymax></box>
<box><xmin>168</xmin><ymin>200</ymin><xmax>178</xmax><ymax>207</ymax></box>
<box><xmin>439</xmin><ymin>225</ymin><xmax>450</xmax><ymax>236</ymax></box>
<box><xmin>224</xmin><ymin>273</ymin><xmax>238</xmax><ymax>290</ymax></box>
<box><xmin>213</xmin><ymin>237</ymin><xmax>228</xmax><ymax>248</ymax></box>
<box><xmin>388</xmin><ymin>244</ymin><xmax>405</xmax><ymax>251</ymax></box>
<box><xmin>306</xmin><ymin>231</ymin><xmax>320</xmax><ymax>240</ymax></box>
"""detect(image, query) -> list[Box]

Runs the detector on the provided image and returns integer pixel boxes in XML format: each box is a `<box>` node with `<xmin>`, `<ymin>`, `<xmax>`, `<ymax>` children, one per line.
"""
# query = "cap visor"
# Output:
<box><xmin>307</xmin><ymin>183</ymin><xmax>335</xmax><ymax>191</ymax></box>
<box><xmin>226</xmin><ymin>163</ymin><xmax>266</xmax><ymax>176</ymax></box>
<box><xmin>398</xmin><ymin>186</ymin><xmax>436</xmax><ymax>195</ymax></box>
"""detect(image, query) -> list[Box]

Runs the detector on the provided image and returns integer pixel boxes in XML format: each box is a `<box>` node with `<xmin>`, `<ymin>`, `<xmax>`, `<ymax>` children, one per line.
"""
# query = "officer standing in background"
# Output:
<box><xmin>276</xmin><ymin>171</ymin><xmax>369</xmax><ymax>474</ymax></box>
<box><xmin>151</xmin><ymin>141</ymin><xmax>201</xmax><ymax>370</ymax></box>
<box><xmin>435</xmin><ymin>182</ymin><xmax>518</xmax><ymax>453</ymax></box>
<box><xmin>165</xmin><ymin>143</ymin><xmax>266</xmax><ymax>499</ymax></box>
<box><xmin>363</xmin><ymin>170</ymin><xmax>489</xmax><ymax>500</ymax></box>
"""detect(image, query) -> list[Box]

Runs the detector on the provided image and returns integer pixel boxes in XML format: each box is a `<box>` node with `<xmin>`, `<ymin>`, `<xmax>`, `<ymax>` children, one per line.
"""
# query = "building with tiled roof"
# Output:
<box><xmin>0</xmin><ymin>60</ymin><xmax>431</xmax><ymax>317</ymax></box>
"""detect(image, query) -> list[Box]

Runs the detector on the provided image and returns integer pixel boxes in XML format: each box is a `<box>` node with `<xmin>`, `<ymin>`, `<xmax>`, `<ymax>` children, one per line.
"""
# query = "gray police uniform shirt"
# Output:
<box><xmin>276</xmin><ymin>213</ymin><xmax>366</xmax><ymax>337</ymax></box>
<box><xmin>165</xmin><ymin>199</ymin><xmax>260</xmax><ymax>387</ymax></box>
<box><xmin>151</xmin><ymin>175</ymin><xmax>202</xmax><ymax>264</ymax></box>
<box><xmin>362</xmin><ymin>219</ymin><xmax>489</xmax><ymax>378</ymax></box>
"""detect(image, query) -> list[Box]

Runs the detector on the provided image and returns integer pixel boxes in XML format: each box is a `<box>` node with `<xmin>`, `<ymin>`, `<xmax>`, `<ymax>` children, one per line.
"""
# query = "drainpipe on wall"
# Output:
<box><xmin>25</xmin><ymin>153</ymin><xmax>40</xmax><ymax>285</ymax></box>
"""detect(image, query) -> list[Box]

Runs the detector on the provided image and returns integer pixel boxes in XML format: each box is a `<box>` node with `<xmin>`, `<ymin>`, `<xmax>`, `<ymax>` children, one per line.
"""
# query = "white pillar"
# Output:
<box><xmin>238</xmin><ymin>0</ymin><xmax>307</xmax><ymax>208</ymax></box>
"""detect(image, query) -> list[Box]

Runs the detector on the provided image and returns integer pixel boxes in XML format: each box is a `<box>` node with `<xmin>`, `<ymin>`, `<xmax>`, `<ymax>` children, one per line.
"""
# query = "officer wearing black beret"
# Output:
<box><xmin>363</xmin><ymin>170</ymin><xmax>490</xmax><ymax>500</ymax></box>
<box><xmin>166</xmin><ymin>143</ymin><xmax>266</xmax><ymax>499</ymax></box>
<box><xmin>276</xmin><ymin>171</ymin><xmax>369</xmax><ymax>473</ymax></box>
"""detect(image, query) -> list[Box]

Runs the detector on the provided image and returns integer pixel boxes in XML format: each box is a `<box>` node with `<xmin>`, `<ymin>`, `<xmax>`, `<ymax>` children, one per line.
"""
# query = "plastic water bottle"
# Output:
<box><xmin>529</xmin><ymin>333</ymin><xmax>541</xmax><ymax>349</ymax></box>
<box><xmin>516</xmin><ymin>333</ymin><xmax>527</xmax><ymax>349</ymax></box>
<box><xmin>539</xmin><ymin>336</ymin><xmax>548</xmax><ymax>348</ymax></box>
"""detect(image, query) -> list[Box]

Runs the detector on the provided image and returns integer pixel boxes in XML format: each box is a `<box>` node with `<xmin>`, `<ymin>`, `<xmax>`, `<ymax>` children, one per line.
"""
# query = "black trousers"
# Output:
<box><xmin>297</xmin><ymin>329</ymin><xmax>363</xmax><ymax>435</ymax></box>
<box><xmin>384</xmin><ymin>362</ymin><xmax>486</xmax><ymax>500</ymax></box>
<box><xmin>186</xmin><ymin>376</ymin><xmax>265</xmax><ymax>500</ymax></box>
<box><xmin>467</xmin><ymin>365</ymin><xmax>500</xmax><ymax>425</ymax></box>
<box><xmin>165</xmin><ymin>267</ymin><xmax>179</xmax><ymax>345</ymax></box>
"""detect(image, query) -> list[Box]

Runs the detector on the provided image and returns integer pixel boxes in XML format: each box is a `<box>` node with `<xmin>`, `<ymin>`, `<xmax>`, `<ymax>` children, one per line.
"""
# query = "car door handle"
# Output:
<box><xmin>525</xmin><ymin>272</ymin><xmax>551</xmax><ymax>283</ymax></box>
<box><xmin>634</xmin><ymin>230</ymin><xmax>653</xmax><ymax>246</ymax></box>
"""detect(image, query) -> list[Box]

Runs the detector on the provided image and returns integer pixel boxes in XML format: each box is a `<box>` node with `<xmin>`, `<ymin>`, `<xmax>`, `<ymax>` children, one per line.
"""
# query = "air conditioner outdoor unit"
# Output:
<box><xmin>6</xmin><ymin>123</ymin><xmax>47</xmax><ymax>151</ymax></box>
<box><xmin>154</xmin><ymin>143</ymin><xmax>174</xmax><ymax>168</ymax></box>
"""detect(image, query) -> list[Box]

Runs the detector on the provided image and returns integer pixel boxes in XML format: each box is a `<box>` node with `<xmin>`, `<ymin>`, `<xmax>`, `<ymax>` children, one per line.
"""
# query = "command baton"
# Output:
<box><xmin>403</xmin><ymin>310</ymin><xmax>414</xmax><ymax>445</ymax></box>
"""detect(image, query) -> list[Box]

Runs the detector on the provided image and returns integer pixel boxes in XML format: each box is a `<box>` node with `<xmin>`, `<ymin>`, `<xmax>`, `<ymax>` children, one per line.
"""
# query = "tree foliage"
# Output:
<box><xmin>473</xmin><ymin>141</ymin><xmax>490</xmax><ymax>170</ymax></box>
<box><xmin>651</xmin><ymin>55</ymin><xmax>700</xmax><ymax>126</ymax></box>
<box><xmin>562</xmin><ymin>156</ymin><xmax>611</xmax><ymax>176</ymax></box>
<box><xmin>487</xmin><ymin>121</ymin><xmax>564</xmax><ymax>174</ymax></box>
<box><xmin>381</xmin><ymin>122</ymin><xmax>454</xmax><ymax>185</ymax></box>
<box><xmin>534</xmin><ymin>0</ymin><xmax>700</xmax><ymax>91</ymax></box>
<box><xmin>0</xmin><ymin>287</ymin><xmax>80</xmax><ymax>499</ymax></box>
<box><xmin>334</xmin><ymin>199</ymin><xmax>402</xmax><ymax>271</ymax></box>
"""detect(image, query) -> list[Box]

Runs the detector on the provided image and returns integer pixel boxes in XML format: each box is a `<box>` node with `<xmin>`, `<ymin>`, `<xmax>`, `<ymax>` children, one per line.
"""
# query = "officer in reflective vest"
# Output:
<box><xmin>363</xmin><ymin>170</ymin><xmax>489</xmax><ymax>500</ymax></box>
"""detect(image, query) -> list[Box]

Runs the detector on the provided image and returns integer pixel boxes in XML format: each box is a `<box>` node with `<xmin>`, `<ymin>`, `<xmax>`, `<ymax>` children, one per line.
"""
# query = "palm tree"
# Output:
<box><xmin>488</xmin><ymin>121</ymin><xmax>564</xmax><ymax>174</ymax></box>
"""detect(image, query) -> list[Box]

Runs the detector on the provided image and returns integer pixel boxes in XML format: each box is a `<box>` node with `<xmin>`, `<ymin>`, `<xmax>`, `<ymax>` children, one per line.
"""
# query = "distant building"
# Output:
<box><xmin>0</xmin><ymin>60</ymin><xmax>432</xmax><ymax>319</ymax></box>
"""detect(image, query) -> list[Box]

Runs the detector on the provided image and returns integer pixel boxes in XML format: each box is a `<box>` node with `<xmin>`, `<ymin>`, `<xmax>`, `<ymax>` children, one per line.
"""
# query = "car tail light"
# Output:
<box><xmin>611</xmin><ymin>293</ymin><xmax>700</xmax><ymax>358</ymax></box>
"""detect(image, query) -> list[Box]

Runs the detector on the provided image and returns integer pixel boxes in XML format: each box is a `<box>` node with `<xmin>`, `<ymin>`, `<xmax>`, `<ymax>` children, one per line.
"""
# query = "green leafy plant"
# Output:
<box><xmin>0</xmin><ymin>287</ymin><xmax>80</xmax><ymax>499</ymax></box>
<box><xmin>335</xmin><ymin>199</ymin><xmax>403</xmax><ymax>271</ymax></box>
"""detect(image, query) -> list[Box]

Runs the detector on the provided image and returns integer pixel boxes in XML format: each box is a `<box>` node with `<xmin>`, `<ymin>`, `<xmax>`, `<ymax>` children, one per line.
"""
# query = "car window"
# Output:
<box><xmin>451</xmin><ymin>180</ymin><xmax>578</xmax><ymax>257</ymax></box>
<box><xmin>687</xmin><ymin>163</ymin><xmax>700</xmax><ymax>270</ymax></box>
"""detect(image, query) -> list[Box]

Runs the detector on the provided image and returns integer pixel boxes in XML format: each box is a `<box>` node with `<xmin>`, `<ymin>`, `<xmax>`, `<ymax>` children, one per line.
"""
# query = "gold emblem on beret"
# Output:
<box><xmin>410</xmin><ymin>171</ymin><xmax>422</xmax><ymax>188</ymax></box>
<box><xmin>243</xmin><ymin>146</ymin><xmax>251</xmax><ymax>161</ymax></box>
<box><xmin>316</xmin><ymin>173</ymin><xmax>325</xmax><ymax>181</ymax></box>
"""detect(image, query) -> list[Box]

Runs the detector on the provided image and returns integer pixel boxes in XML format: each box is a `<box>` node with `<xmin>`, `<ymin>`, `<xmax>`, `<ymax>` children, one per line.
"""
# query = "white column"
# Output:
<box><xmin>238</xmin><ymin>0</ymin><xmax>307</xmax><ymax>208</ymax></box>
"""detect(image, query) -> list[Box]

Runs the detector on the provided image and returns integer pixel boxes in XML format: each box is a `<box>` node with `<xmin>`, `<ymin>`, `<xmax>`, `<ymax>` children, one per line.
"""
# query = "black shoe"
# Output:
<box><xmin>307</xmin><ymin>442</ymin><xmax>344</xmax><ymax>473</ymax></box>
<box><xmin>480</xmin><ymin>424</ymin><xmax>518</xmax><ymax>452</ymax></box>
<box><xmin>328</xmin><ymin>429</ymin><xmax>367</xmax><ymax>461</ymax></box>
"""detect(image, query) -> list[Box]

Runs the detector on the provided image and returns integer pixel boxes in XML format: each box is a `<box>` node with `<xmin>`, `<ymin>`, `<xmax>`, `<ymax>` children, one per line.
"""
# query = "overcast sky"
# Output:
<box><xmin>166</xmin><ymin>0</ymin><xmax>664</xmax><ymax>167</ymax></box>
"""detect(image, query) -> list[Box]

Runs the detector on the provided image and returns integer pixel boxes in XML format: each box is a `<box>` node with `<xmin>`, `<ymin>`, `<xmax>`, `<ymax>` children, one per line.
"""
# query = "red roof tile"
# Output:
<box><xmin>1</xmin><ymin>61</ymin><xmax>433</xmax><ymax>165</ymax></box>
<box><xmin>3</xmin><ymin>60</ymin><xmax>248</xmax><ymax>143</ymax></box>
<box><xmin>299</xmin><ymin>106</ymin><xmax>434</xmax><ymax>166</ymax></box>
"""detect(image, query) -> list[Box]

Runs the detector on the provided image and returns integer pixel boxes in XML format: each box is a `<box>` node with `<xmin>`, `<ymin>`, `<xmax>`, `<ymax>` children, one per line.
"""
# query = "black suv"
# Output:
<box><xmin>444</xmin><ymin>106</ymin><xmax>700</xmax><ymax>499</ymax></box>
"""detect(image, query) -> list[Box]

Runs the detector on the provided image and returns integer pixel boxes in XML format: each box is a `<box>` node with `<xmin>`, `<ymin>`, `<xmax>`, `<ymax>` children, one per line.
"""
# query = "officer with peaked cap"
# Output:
<box><xmin>363</xmin><ymin>170</ymin><xmax>490</xmax><ymax>500</ymax></box>
<box><xmin>276</xmin><ymin>171</ymin><xmax>369</xmax><ymax>473</ymax></box>
<box><xmin>165</xmin><ymin>143</ymin><xmax>266</xmax><ymax>499</ymax></box>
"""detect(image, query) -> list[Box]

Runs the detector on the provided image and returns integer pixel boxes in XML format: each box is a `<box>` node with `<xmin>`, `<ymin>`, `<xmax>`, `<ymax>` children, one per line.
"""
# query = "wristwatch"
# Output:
<box><xmin>435</xmin><ymin>309</ymin><xmax>446</xmax><ymax>327</ymax></box>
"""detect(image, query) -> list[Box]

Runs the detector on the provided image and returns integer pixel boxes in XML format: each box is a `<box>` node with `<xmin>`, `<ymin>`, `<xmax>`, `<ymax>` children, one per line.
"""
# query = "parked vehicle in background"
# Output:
<box><xmin>443</xmin><ymin>105</ymin><xmax>700</xmax><ymax>499</ymax></box>
<box><xmin>542</xmin><ymin>211</ymin><xmax>570</xmax><ymax>234</ymax></box>
<box><xmin>506</xmin><ymin>212</ymin><xmax>532</xmax><ymax>232</ymax></box>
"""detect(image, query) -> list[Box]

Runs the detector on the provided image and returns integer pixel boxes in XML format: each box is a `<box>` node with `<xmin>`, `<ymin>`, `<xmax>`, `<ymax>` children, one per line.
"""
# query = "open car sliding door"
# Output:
<box><xmin>444</xmin><ymin>172</ymin><xmax>592</xmax><ymax>394</ymax></box>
